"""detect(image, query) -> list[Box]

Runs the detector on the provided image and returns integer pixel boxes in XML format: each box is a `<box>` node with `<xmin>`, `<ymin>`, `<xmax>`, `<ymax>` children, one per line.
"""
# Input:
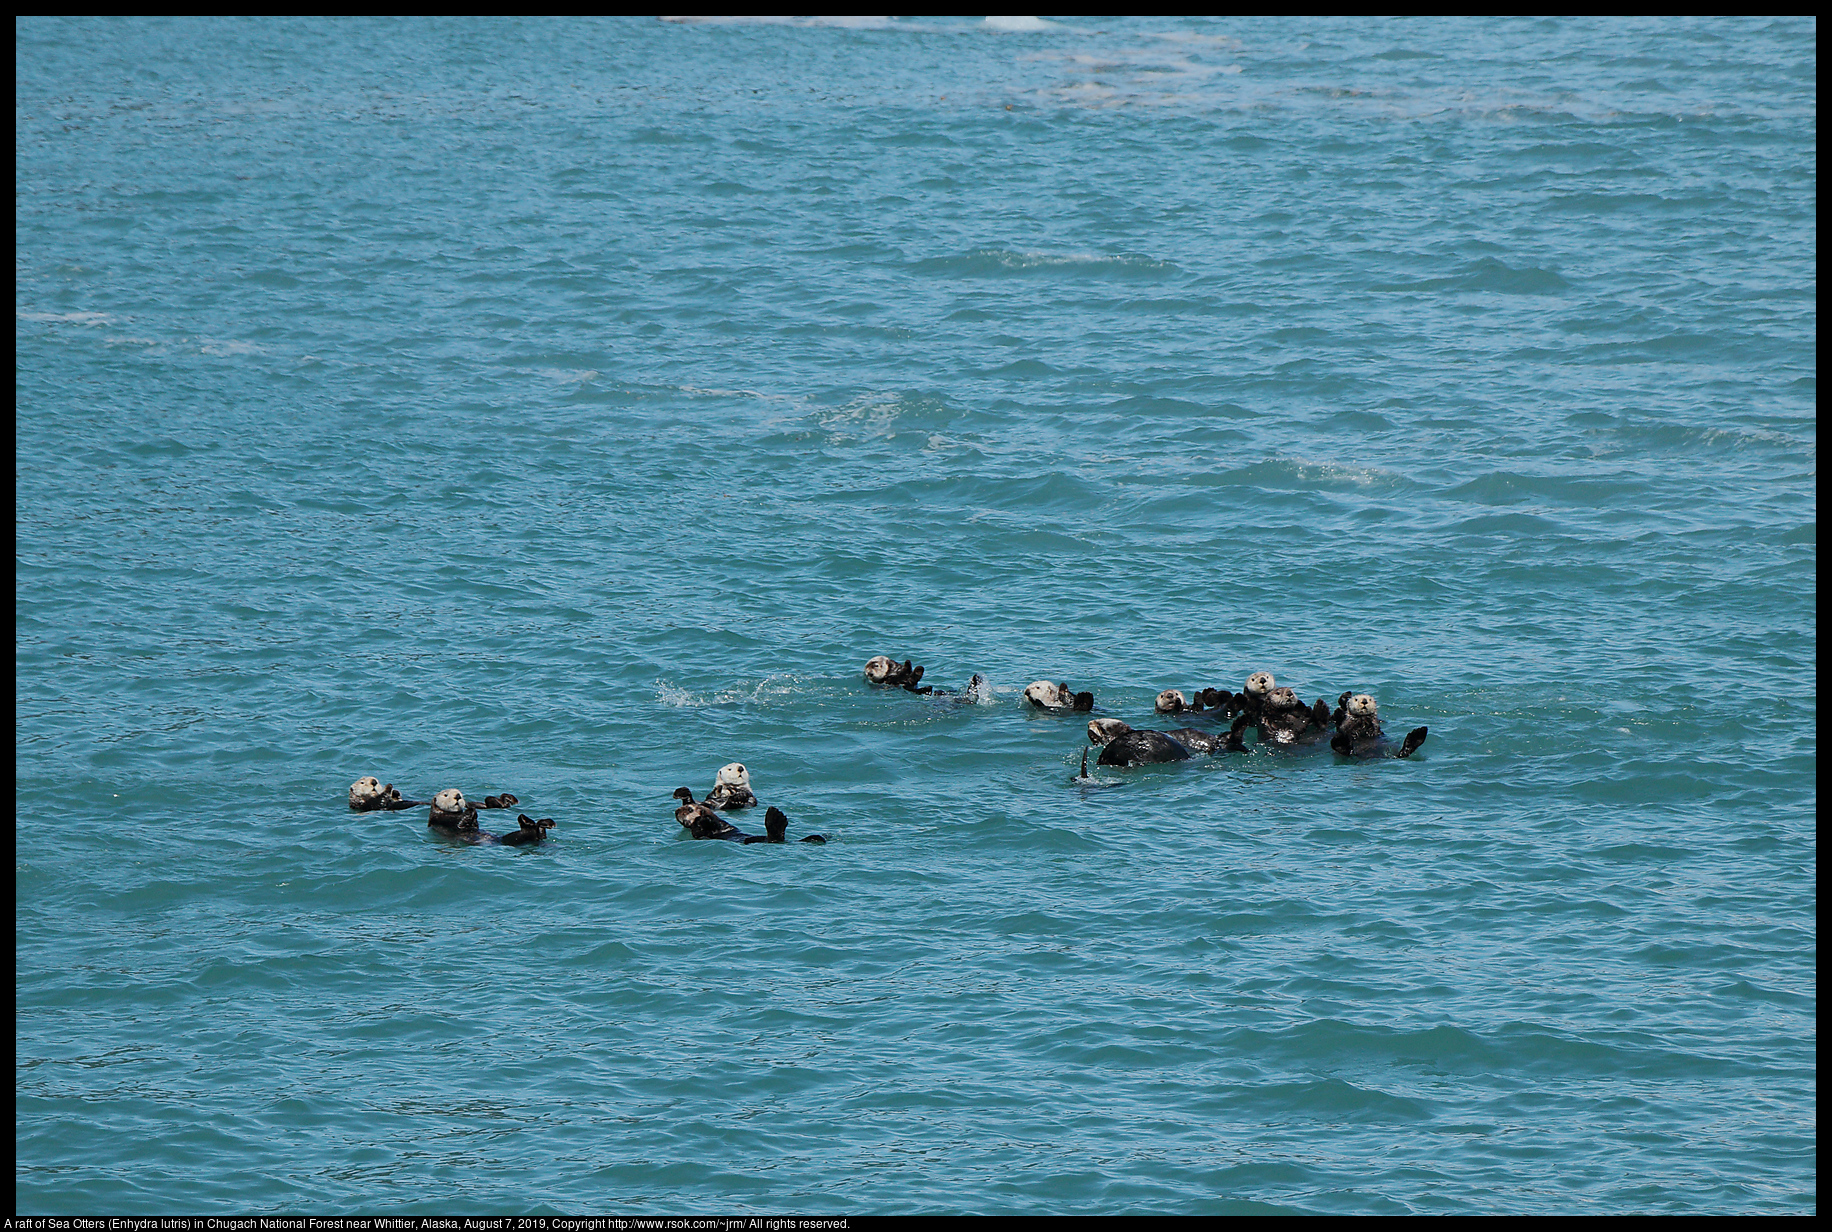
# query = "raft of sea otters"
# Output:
<box><xmin>347</xmin><ymin>654</ymin><xmax>1426</xmax><ymax>846</ymax></box>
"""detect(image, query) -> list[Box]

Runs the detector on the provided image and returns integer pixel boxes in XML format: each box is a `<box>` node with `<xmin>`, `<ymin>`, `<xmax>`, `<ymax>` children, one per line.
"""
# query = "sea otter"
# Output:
<box><xmin>1082</xmin><ymin>718</ymin><xmax>1191</xmax><ymax>766</ymax></box>
<box><xmin>1330</xmin><ymin>693</ymin><xmax>1429</xmax><ymax>759</ymax></box>
<box><xmin>673</xmin><ymin>790</ymin><xmax>825</xmax><ymax>843</ymax></box>
<box><xmin>673</xmin><ymin>787</ymin><xmax>738</xmax><ymax>839</ymax></box>
<box><xmin>1228</xmin><ymin>672</ymin><xmax>1278</xmax><ymax>725</ymax></box>
<box><xmin>1025</xmin><ymin>680</ymin><xmax>1095</xmax><ymax>712</ymax></box>
<box><xmin>705</xmin><ymin>763</ymin><xmax>758</xmax><ymax>810</ymax></box>
<box><xmin>1155</xmin><ymin>690</ymin><xmax>1191</xmax><ymax>715</ymax></box>
<box><xmin>864</xmin><ymin>656</ymin><xmax>932</xmax><ymax>693</ymax></box>
<box><xmin>427</xmin><ymin>788</ymin><xmax>481</xmax><ymax>832</ymax></box>
<box><xmin>1233</xmin><ymin>686</ymin><xmax>1330</xmax><ymax>746</ymax></box>
<box><xmin>349</xmin><ymin>777</ymin><xmax>427</xmax><ymax>812</ymax></box>
<box><xmin>1086</xmin><ymin>717</ymin><xmax>1242</xmax><ymax>766</ymax></box>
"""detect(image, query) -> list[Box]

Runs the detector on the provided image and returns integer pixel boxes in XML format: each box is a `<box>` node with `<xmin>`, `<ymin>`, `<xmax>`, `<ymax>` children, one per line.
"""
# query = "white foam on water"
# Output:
<box><xmin>656</xmin><ymin>674</ymin><xmax>810</xmax><ymax>708</ymax></box>
<box><xmin>19</xmin><ymin>310</ymin><xmax>114</xmax><ymax>325</ymax></box>
<box><xmin>984</xmin><ymin>16</ymin><xmax>1055</xmax><ymax>33</ymax></box>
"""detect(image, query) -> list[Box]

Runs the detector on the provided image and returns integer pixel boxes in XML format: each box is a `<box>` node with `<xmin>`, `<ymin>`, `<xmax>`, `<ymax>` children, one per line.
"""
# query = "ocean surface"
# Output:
<box><xmin>15</xmin><ymin>16</ymin><xmax>1816</xmax><ymax>1215</ymax></box>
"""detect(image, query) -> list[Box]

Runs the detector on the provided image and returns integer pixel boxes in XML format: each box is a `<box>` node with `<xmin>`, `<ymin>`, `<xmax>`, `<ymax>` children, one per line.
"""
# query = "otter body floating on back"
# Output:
<box><xmin>349</xmin><ymin>777</ymin><xmax>427</xmax><ymax>812</ymax></box>
<box><xmin>673</xmin><ymin>789</ymin><xmax>827</xmax><ymax>844</ymax></box>
<box><xmin>864</xmin><ymin>656</ymin><xmax>988</xmax><ymax>702</ymax></box>
<box><xmin>1232</xmin><ymin>685</ymin><xmax>1330</xmax><ymax>746</ymax></box>
<box><xmin>1085</xmin><ymin>717</ymin><xmax>1242</xmax><ymax>767</ymax></box>
<box><xmin>1024</xmin><ymin>680</ymin><xmax>1095</xmax><ymax>712</ymax></box>
<box><xmin>1329</xmin><ymin>693</ymin><xmax>1428</xmax><ymax>759</ymax></box>
<box><xmin>422</xmin><ymin>788</ymin><xmax>551</xmax><ymax>844</ymax></box>
<box><xmin>1227</xmin><ymin>672</ymin><xmax>1278</xmax><ymax>727</ymax></box>
<box><xmin>705</xmin><ymin>763</ymin><xmax>758</xmax><ymax>811</ymax></box>
<box><xmin>864</xmin><ymin>656</ymin><xmax>930</xmax><ymax>693</ymax></box>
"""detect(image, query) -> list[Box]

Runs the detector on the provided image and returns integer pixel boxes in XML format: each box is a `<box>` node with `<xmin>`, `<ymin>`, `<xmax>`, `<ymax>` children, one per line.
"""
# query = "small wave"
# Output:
<box><xmin>1193</xmin><ymin>456</ymin><xmax>1407</xmax><ymax>493</ymax></box>
<box><xmin>18</xmin><ymin>310</ymin><xmax>114</xmax><ymax>326</ymax></box>
<box><xmin>812</xmin><ymin>390</ymin><xmax>961</xmax><ymax>437</ymax></box>
<box><xmin>1373</xmin><ymin>258</ymin><xmax>1571</xmax><ymax>296</ymax></box>
<box><xmin>198</xmin><ymin>339</ymin><xmax>267</xmax><ymax>356</ymax></box>
<box><xmin>909</xmin><ymin>247</ymin><xmax>1179</xmax><ymax>280</ymax></box>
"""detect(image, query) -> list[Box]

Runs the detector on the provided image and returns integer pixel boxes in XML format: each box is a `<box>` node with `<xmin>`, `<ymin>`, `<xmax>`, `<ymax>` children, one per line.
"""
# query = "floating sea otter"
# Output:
<box><xmin>1329</xmin><ymin>693</ymin><xmax>1429</xmax><ymax>759</ymax></box>
<box><xmin>672</xmin><ymin>789</ymin><xmax>827</xmax><ymax>844</ymax></box>
<box><xmin>422</xmin><ymin>789</ymin><xmax>551</xmax><ymax>844</ymax></box>
<box><xmin>1084</xmin><ymin>717</ymin><xmax>1243</xmax><ymax>768</ymax></box>
<box><xmin>1155</xmin><ymin>690</ymin><xmax>1190</xmax><ymax>715</ymax></box>
<box><xmin>864</xmin><ymin>656</ymin><xmax>988</xmax><ymax>701</ymax></box>
<box><xmin>1228</xmin><ymin>672</ymin><xmax>1278</xmax><ymax>726</ymax></box>
<box><xmin>864</xmin><ymin>656</ymin><xmax>931</xmax><ymax>693</ymax></box>
<box><xmin>705</xmin><ymin>763</ymin><xmax>758</xmax><ymax>810</ymax></box>
<box><xmin>1232</xmin><ymin>685</ymin><xmax>1330</xmax><ymax>746</ymax></box>
<box><xmin>349</xmin><ymin>777</ymin><xmax>426</xmax><ymax>812</ymax></box>
<box><xmin>1024</xmin><ymin>680</ymin><xmax>1095</xmax><ymax>712</ymax></box>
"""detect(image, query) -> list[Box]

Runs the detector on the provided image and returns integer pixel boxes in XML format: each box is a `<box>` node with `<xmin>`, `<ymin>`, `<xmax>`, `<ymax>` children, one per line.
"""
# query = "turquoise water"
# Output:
<box><xmin>15</xmin><ymin>16</ymin><xmax>1815</xmax><ymax>1214</ymax></box>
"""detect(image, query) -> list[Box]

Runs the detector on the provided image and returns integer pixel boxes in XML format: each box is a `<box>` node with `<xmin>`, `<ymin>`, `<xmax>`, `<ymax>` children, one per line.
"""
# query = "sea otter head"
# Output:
<box><xmin>715</xmin><ymin>762</ymin><xmax>750</xmax><ymax>791</ymax></box>
<box><xmin>1155</xmin><ymin>690</ymin><xmax>1187</xmax><ymax>714</ymax></box>
<box><xmin>1265</xmin><ymin>686</ymin><xmax>1301</xmax><ymax>711</ymax></box>
<box><xmin>1024</xmin><ymin>680</ymin><xmax>1067</xmax><ymax>709</ymax></box>
<box><xmin>432</xmin><ymin>788</ymin><xmax>466</xmax><ymax>814</ymax></box>
<box><xmin>1087</xmin><ymin>718</ymin><xmax>1132</xmax><ymax>746</ymax></box>
<box><xmin>863</xmin><ymin>656</ymin><xmax>897</xmax><ymax>684</ymax></box>
<box><xmin>1346</xmin><ymin>693</ymin><xmax>1378</xmax><ymax>720</ymax></box>
<box><xmin>349</xmin><ymin>776</ymin><xmax>384</xmax><ymax>807</ymax></box>
<box><xmin>1244</xmin><ymin>671</ymin><xmax>1275</xmax><ymax>698</ymax></box>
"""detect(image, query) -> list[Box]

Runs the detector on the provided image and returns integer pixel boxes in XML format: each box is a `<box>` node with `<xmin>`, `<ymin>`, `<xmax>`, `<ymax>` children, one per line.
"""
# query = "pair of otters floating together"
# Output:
<box><xmin>347</xmin><ymin>779</ymin><xmax>555</xmax><ymax>845</ymax></box>
<box><xmin>865</xmin><ymin>655</ymin><xmax>1429</xmax><ymax>770</ymax></box>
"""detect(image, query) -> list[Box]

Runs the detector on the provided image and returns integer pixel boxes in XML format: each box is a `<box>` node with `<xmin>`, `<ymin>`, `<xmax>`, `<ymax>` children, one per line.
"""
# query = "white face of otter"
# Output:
<box><xmin>863</xmin><ymin>656</ymin><xmax>895</xmax><ymax>683</ymax></box>
<box><xmin>349</xmin><ymin>776</ymin><xmax>383</xmax><ymax>805</ymax></box>
<box><xmin>1266</xmin><ymin>686</ymin><xmax>1300</xmax><ymax>709</ymax></box>
<box><xmin>1347</xmin><ymin>693</ymin><xmax>1378</xmax><ymax>720</ymax></box>
<box><xmin>1025</xmin><ymin>680</ymin><xmax>1066</xmax><ymax>708</ymax></box>
<box><xmin>1088</xmin><ymin>718</ymin><xmax>1131</xmax><ymax>745</ymax></box>
<box><xmin>1245</xmin><ymin>671</ymin><xmax>1275</xmax><ymax>697</ymax></box>
<box><xmin>715</xmin><ymin>762</ymin><xmax>750</xmax><ymax>790</ymax></box>
<box><xmin>432</xmin><ymin>788</ymin><xmax>466</xmax><ymax>814</ymax></box>
<box><xmin>1155</xmin><ymin>690</ymin><xmax>1186</xmax><ymax>714</ymax></box>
